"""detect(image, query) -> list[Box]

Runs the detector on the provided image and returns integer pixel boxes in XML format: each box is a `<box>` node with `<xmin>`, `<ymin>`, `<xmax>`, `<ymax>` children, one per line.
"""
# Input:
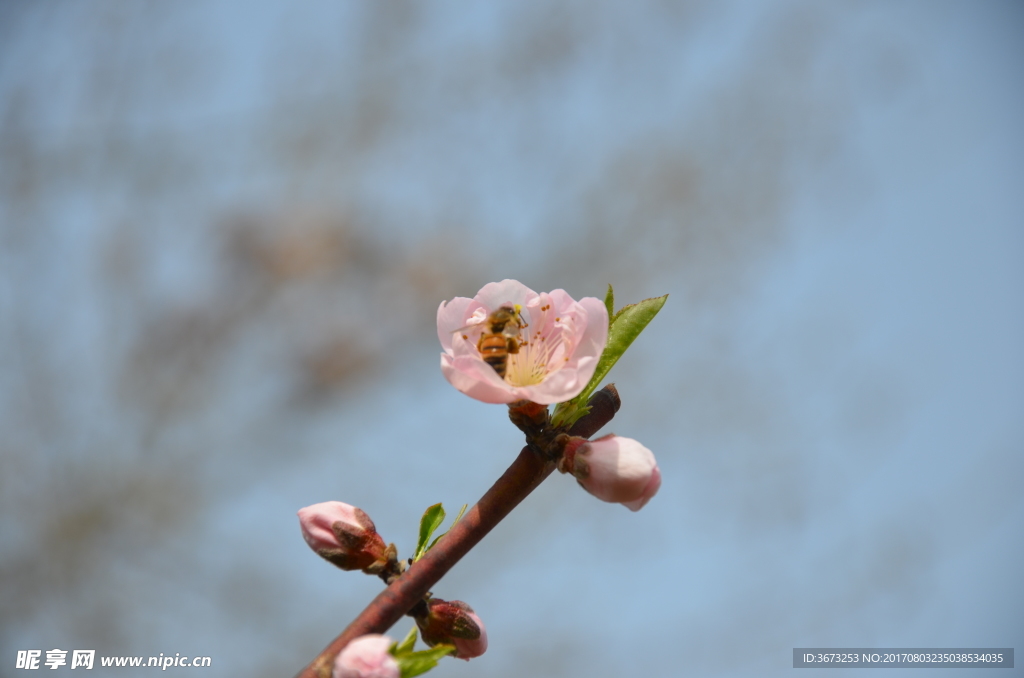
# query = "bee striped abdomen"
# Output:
<box><xmin>478</xmin><ymin>334</ymin><xmax>511</xmax><ymax>378</ymax></box>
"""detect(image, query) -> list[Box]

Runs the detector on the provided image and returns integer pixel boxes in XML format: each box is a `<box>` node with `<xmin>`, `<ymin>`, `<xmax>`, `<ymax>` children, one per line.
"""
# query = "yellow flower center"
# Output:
<box><xmin>504</xmin><ymin>325</ymin><xmax>559</xmax><ymax>387</ymax></box>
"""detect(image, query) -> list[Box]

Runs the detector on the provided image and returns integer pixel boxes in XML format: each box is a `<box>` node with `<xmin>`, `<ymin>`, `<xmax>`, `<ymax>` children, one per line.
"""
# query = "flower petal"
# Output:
<box><xmin>474</xmin><ymin>279</ymin><xmax>537</xmax><ymax>311</ymax></box>
<box><xmin>441</xmin><ymin>354</ymin><xmax>516</xmax><ymax>403</ymax></box>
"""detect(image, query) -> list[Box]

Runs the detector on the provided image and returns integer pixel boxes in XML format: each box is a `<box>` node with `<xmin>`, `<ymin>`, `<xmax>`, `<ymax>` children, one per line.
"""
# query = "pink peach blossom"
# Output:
<box><xmin>563</xmin><ymin>434</ymin><xmax>661</xmax><ymax>511</ymax></box>
<box><xmin>416</xmin><ymin>598</ymin><xmax>488</xmax><ymax>660</ymax></box>
<box><xmin>297</xmin><ymin>501</ymin><xmax>387</xmax><ymax>571</ymax></box>
<box><xmin>333</xmin><ymin>635</ymin><xmax>399</xmax><ymax>678</ymax></box>
<box><xmin>437</xmin><ymin>280</ymin><xmax>608</xmax><ymax>404</ymax></box>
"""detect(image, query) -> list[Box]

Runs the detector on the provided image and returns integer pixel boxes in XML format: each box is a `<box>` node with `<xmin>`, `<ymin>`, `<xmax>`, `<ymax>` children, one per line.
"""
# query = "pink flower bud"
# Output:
<box><xmin>333</xmin><ymin>635</ymin><xmax>399</xmax><ymax>678</ymax></box>
<box><xmin>437</xmin><ymin>280</ymin><xmax>608</xmax><ymax>404</ymax></box>
<box><xmin>562</xmin><ymin>434</ymin><xmax>661</xmax><ymax>511</ymax></box>
<box><xmin>297</xmin><ymin>501</ymin><xmax>388</xmax><ymax>572</ymax></box>
<box><xmin>415</xmin><ymin>598</ymin><xmax>488</xmax><ymax>660</ymax></box>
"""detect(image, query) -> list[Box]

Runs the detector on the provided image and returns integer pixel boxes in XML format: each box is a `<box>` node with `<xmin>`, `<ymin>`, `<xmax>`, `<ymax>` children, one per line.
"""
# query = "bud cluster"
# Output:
<box><xmin>509</xmin><ymin>398</ymin><xmax>661</xmax><ymax>511</ymax></box>
<box><xmin>298</xmin><ymin>500</ymin><xmax>488</xmax><ymax>676</ymax></box>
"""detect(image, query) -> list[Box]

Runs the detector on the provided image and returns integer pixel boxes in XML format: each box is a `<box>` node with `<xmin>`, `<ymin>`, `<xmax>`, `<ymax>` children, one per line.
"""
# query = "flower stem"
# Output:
<box><xmin>293</xmin><ymin>384</ymin><xmax>620</xmax><ymax>678</ymax></box>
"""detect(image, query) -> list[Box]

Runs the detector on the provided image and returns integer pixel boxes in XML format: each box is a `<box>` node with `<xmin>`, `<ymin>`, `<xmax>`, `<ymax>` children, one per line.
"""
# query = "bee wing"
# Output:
<box><xmin>452</xmin><ymin>318</ymin><xmax>487</xmax><ymax>335</ymax></box>
<box><xmin>499</xmin><ymin>324</ymin><xmax>521</xmax><ymax>338</ymax></box>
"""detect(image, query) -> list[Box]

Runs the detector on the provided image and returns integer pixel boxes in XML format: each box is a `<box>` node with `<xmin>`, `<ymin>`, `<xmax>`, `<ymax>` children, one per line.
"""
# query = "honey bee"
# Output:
<box><xmin>456</xmin><ymin>304</ymin><xmax>526</xmax><ymax>379</ymax></box>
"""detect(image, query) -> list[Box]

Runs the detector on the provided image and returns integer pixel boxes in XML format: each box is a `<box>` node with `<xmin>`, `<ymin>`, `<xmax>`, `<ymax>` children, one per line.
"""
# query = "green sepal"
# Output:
<box><xmin>393</xmin><ymin>625</ymin><xmax>418</xmax><ymax>656</ymax></box>
<box><xmin>550</xmin><ymin>399</ymin><xmax>589</xmax><ymax>430</ymax></box>
<box><xmin>552</xmin><ymin>293</ymin><xmax>668</xmax><ymax>429</ymax></box>
<box><xmin>604</xmin><ymin>284</ymin><xmax>615</xmax><ymax>322</ymax></box>
<box><xmin>427</xmin><ymin>503</ymin><xmax>467</xmax><ymax>551</ymax></box>
<box><xmin>395</xmin><ymin>645</ymin><xmax>455</xmax><ymax>678</ymax></box>
<box><xmin>414</xmin><ymin>504</ymin><xmax>446</xmax><ymax>562</ymax></box>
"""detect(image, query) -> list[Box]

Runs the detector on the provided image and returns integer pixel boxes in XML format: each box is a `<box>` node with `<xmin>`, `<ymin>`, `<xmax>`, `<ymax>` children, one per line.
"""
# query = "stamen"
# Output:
<box><xmin>506</xmin><ymin>324</ymin><xmax>560</xmax><ymax>387</ymax></box>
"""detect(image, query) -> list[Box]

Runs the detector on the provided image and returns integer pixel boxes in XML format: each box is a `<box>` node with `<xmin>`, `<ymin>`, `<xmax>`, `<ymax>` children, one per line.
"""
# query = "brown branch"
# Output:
<box><xmin>294</xmin><ymin>384</ymin><xmax>621</xmax><ymax>678</ymax></box>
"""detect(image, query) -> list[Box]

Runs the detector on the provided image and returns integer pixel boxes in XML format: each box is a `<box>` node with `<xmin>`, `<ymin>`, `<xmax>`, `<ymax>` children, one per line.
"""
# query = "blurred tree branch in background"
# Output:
<box><xmin>1</xmin><ymin>2</ymin><xmax>967</xmax><ymax>677</ymax></box>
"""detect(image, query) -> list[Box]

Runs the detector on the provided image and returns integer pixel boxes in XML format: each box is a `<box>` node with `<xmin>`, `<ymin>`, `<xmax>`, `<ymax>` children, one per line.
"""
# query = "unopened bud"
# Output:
<box><xmin>297</xmin><ymin>501</ymin><xmax>388</xmax><ymax>572</ymax></box>
<box><xmin>561</xmin><ymin>434</ymin><xmax>661</xmax><ymax>511</ymax></box>
<box><xmin>415</xmin><ymin>598</ymin><xmax>488</xmax><ymax>661</ymax></box>
<box><xmin>333</xmin><ymin>635</ymin><xmax>399</xmax><ymax>678</ymax></box>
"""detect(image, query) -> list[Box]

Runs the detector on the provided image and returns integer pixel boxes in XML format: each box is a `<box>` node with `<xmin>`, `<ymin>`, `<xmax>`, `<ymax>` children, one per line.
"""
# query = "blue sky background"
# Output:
<box><xmin>1</xmin><ymin>2</ymin><xmax>1022</xmax><ymax>677</ymax></box>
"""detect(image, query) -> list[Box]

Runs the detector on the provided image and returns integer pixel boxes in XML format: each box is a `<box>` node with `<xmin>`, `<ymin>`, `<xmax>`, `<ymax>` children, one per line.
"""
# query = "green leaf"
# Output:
<box><xmin>427</xmin><ymin>503</ymin><xmax>467</xmax><ymax>551</ymax></box>
<box><xmin>589</xmin><ymin>293</ymin><xmax>668</xmax><ymax>397</ymax></box>
<box><xmin>396</xmin><ymin>645</ymin><xmax>456</xmax><ymax>678</ymax></box>
<box><xmin>552</xmin><ymin>293</ymin><xmax>668</xmax><ymax>428</ymax></box>
<box><xmin>393</xmin><ymin>625</ymin><xmax>418</xmax><ymax>656</ymax></box>
<box><xmin>414</xmin><ymin>504</ymin><xmax>446</xmax><ymax>562</ymax></box>
<box><xmin>604</xmin><ymin>284</ymin><xmax>614</xmax><ymax>322</ymax></box>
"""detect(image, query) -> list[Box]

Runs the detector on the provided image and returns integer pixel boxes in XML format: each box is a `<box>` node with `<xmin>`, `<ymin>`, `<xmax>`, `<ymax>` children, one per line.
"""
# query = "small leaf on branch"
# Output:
<box><xmin>396</xmin><ymin>645</ymin><xmax>455</xmax><ymax>678</ymax></box>
<box><xmin>393</xmin><ymin>625</ymin><xmax>418</xmax><ymax>656</ymax></box>
<box><xmin>428</xmin><ymin>503</ymin><xmax>467</xmax><ymax>551</ymax></box>
<box><xmin>414</xmin><ymin>504</ymin><xmax>446</xmax><ymax>561</ymax></box>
